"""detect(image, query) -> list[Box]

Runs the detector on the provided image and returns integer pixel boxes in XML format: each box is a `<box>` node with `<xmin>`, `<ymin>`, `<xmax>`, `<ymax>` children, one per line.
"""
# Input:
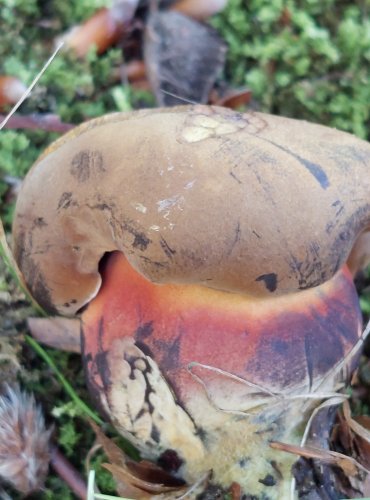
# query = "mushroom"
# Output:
<box><xmin>12</xmin><ymin>105</ymin><xmax>370</xmax><ymax>497</ymax></box>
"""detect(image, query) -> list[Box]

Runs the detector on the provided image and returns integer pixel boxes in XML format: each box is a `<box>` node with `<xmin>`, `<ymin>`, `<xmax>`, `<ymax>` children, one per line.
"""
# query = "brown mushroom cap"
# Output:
<box><xmin>12</xmin><ymin>105</ymin><xmax>370</xmax><ymax>315</ymax></box>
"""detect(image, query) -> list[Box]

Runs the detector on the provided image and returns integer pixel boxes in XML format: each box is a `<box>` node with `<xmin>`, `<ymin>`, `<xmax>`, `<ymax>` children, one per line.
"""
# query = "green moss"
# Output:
<box><xmin>1</xmin><ymin>1</ymin><xmax>370</xmax><ymax>498</ymax></box>
<box><xmin>213</xmin><ymin>0</ymin><xmax>370</xmax><ymax>139</ymax></box>
<box><xmin>90</xmin><ymin>450</ymin><xmax>118</xmax><ymax>495</ymax></box>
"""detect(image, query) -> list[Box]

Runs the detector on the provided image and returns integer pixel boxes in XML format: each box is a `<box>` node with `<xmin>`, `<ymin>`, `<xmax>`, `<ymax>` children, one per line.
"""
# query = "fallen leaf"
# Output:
<box><xmin>271</xmin><ymin>441</ymin><xmax>369</xmax><ymax>477</ymax></box>
<box><xmin>27</xmin><ymin>317</ymin><xmax>81</xmax><ymax>353</ymax></box>
<box><xmin>145</xmin><ymin>11</ymin><xmax>226</xmax><ymax>106</ymax></box>
<box><xmin>209</xmin><ymin>87</ymin><xmax>252</xmax><ymax>109</ymax></box>
<box><xmin>89</xmin><ymin>420</ymin><xmax>193</xmax><ymax>499</ymax></box>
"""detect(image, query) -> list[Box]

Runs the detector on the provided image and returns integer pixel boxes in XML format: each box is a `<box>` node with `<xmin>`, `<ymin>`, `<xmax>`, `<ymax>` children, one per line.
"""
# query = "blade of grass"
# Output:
<box><xmin>87</xmin><ymin>470</ymin><xmax>134</xmax><ymax>500</ymax></box>
<box><xmin>0</xmin><ymin>45</ymin><xmax>64</xmax><ymax>315</ymax></box>
<box><xmin>25</xmin><ymin>334</ymin><xmax>102</xmax><ymax>424</ymax></box>
<box><xmin>0</xmin><ymin>42</ymin><xmax>64</xmax><ymax>131</ymax></box>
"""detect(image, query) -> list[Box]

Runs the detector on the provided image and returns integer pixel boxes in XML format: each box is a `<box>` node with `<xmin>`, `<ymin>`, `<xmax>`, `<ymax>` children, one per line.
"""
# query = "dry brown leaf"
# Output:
<box><xmin>60</xmin><ymin>0</ymin><xmax>139</xmax><ymax>58</ymax></box>
<box><xmin>27</xmin><ymin>317</ymin><xmax>81</xmax><ymax>353</ymax></box>
<box><xmin>355</xmin><ymin>415</ymin><xmax>370</xmax><ymax>430</ymax></box>
<box><xmin>209</xmin><ymin>87</ymin><xmax>252</xmax><ymax>110</ymax></box>
<box><xmin>271</xmin><ymin>441</ymin><xmax>369</xmax><ymax>477</ymax></box>
<box><xmin>104</xmin><ymin>463</ymin><xmax>160</xmax><ymax>499</ymax></box>
<box><xmin>171</xmin><ymin>0</ymin><xmax>227</xmax><ymax>21</ymax></box>
<box><xmin>334</xmin><ymin>412</ymin><xmax>355</xmax><ymax>457</ymax></box>
<box><xmin>229</xmin><ymin>482</ymin><xmax>242</xmax><ymax>500</ymax></box>
<box><xmin>145</xmin><ymin>11</ymin><xmax>226</xmax><ymax>106</ymax></box>
<box><xmin>90</xmin><ymin>420</ymin><xmax>188</xmax><ymax>499</ymax></box>
<box><xmin>103</xmin><ymin>463</ymin><xmax>186</xmax><ymax>494</ymax></box>
<box><xmin>127</xmin><ymin>460</ymin><xmax>184</xmax><ymax>488</ymax></box>
<box><xmin>90</xmin><ymin>420</ymin><xmax>126</xmax><ymax>466</ymax></box>
<box><xmin>343</xmin><ymin>400</ymin><xmax>370</xmax><ymax>442</ymax></box>
<box><xmin>340</xmin><ymin>400</ymin><xmax>370</xmax><ymax>470</ymax></box>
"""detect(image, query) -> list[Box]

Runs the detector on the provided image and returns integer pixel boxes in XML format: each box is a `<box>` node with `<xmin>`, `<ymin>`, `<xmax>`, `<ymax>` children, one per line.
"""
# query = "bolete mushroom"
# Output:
<box><xmin>12</xmin><ymin>105</ymin><xmax>370</xmax><ymax>497</ymax></box>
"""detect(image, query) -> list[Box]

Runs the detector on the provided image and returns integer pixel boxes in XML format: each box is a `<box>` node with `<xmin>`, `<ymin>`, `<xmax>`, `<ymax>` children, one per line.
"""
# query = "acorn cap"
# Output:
<box><xmin>12</xmin><ymin>105</ymin><xmax>370</xmax><ymax>315</ymax></box>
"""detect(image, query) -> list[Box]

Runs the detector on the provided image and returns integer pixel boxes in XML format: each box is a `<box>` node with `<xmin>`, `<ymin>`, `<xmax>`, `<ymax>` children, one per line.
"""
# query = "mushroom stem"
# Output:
<box><xmin>81</xmin><ymin>251</ymin><xmax>362</xmax><ymax>497</ymax></box>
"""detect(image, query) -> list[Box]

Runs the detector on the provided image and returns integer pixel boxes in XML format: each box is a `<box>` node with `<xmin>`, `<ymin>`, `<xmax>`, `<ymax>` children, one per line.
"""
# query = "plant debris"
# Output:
<box><xmin>90</xmin><ymin>420</ymin><xmax>211</xmax><ymax>499</ymax></box>
<box><xmin>27</xmin><ymin>317</ymin><xmax>81</xmax><ymax>353</ymax></box>
<box><xmin>144</xmin><ymin>11</ymin><xmax>226</xmax><ymax>105</ymax></box>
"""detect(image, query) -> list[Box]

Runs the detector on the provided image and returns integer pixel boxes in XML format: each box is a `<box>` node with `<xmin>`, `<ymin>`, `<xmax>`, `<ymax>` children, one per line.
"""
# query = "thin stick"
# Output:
<box><xmin>50</xmin><ymin>445</ymin><xmax>87</xmax><ymax>500</ymax></box>
<box><xmin>159</xmin><ymin>89</ymin><xmax>198</xmax><ymax>105</ymax></box>
<box><xmin>0</xmin><ymin>41</ymin><xmax>64</xmax><ymax>131</ymax></box>
<box><xmin>0</xmin><ymin>113</ymin><xmax>74</xmax><ymax>133</ymax></box>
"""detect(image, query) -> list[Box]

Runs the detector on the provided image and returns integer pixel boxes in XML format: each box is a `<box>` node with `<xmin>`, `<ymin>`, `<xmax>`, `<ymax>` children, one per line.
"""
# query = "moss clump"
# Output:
<box><xmin>213</xmin><ymin>0</ymin><xmax>370</xmax><ymax>139</ymax></box>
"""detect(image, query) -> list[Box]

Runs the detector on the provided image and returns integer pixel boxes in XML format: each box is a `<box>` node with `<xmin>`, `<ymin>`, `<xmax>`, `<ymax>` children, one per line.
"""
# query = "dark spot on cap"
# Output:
<box><xmin>70</xmin><ymin>150</ymin><xmax>104</xmax><ymax>183</ymax></box>
<box><xmin>57</xmin><ymin>192</ymin><xmax>74</xmax><ymax>210</ymax></box>
<box><xmin>133</xmin><ymin>232</ymin><xmax>151</xmax><ymax>251</ymax></box>
<box><xmin>160</xmin><ymin>236</ymin><xmax>176</xmax><ymax>259</ymax></box>
<box><xmin>262</xmin><ymin>138</ymin><xmax>330</xmax><ymax>189</ymax></box>
<box><xmin>255</xmin><ymin>273</ymin><xmax>278</xmax><ymax>292</ymax></box>
<box><xmin>32</xmin><ymin>275</ymin><xmax>57</xmax><ymax>314</ymax></box>
<box><xmin>299</xmin><ymin>157</ymin><xmax>329</xmax><ymax>189</ymax></box>
<box><xmin>34</xmin><ymin>217</ymin><xmax>47</xmax><ymax>228</ymax></box>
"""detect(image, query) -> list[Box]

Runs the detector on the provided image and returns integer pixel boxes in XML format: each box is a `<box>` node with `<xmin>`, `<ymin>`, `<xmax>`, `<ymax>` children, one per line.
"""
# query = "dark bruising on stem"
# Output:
<box><xmin>80</xmin><ymin>321</ymin><xmax>111</xmax><ymax>420</ymax></box>
<box><xmin>246</xmin><ymin>273</ymin><xmax>360</xmax><ymax>389</ymax></box>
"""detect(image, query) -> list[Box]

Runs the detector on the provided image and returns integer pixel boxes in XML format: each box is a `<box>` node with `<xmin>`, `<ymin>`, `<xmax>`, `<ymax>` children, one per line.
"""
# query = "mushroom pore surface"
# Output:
<box><xmin>12</xmin><ymin>105</ymin><xmax>370</xmax><ymax>315</ymax></box>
